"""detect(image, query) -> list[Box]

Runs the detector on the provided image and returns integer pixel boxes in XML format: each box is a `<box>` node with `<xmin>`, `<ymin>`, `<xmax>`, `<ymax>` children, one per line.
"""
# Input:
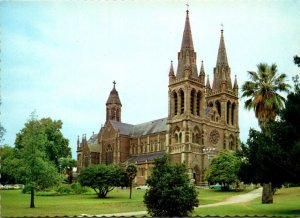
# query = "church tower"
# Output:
<box><xmin>106</xmin><ymin>81</ymin><xmax>122</xmax><ymax>123</ymax></box>
<box><xmin>167</xmin><ymin>9</ymin><xmax>206</xmax><ymax>184</ymax></box>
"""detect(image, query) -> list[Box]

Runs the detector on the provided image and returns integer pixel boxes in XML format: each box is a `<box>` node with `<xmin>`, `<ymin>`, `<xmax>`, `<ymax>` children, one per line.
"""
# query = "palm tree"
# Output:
<box><xmin>242</xmin><ymin>63</ymin><xmax>290</xmax><ymax>204</ymax></box>
<box><xmin>242</xmin><ymin>63</ymin><xmax>290</xmax><ymax>132</ymax></box>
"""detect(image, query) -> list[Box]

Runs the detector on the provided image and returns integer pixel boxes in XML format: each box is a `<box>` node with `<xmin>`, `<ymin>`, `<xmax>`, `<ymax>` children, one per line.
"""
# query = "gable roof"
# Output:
<box><xmin>110</xmin><ymin>118</ymin><xmax>167</xmax><ymax>137</ymax></box>
<box><xmin>127</xmin><ymin>151</ymin><xmax>166</xmax><ymax>164</ymax></box>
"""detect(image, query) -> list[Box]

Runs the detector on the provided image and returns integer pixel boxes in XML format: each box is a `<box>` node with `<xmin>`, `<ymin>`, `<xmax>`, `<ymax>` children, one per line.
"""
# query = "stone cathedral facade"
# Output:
<box><xmin>77</xmin><ymin>9</ymin><xmax>239</xmax><ymax>185</ymax></box>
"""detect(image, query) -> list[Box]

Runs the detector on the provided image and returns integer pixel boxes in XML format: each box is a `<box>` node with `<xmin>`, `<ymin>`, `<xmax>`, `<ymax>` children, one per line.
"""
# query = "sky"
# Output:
<box><xmin>1</xmin><ymin>0</ymin><xmax>300</xmax><ymax>158</ymax></box>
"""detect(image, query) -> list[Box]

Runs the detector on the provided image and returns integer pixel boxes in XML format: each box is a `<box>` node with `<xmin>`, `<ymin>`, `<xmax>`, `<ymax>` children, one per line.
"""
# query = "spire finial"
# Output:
<box><xmin>113</xmin><ymin>80</ymin><xmax>116</xmax><ymax>89</ymax></box>
<box><xmin>221</xmin><ymin>23</ymin><xmax>224</xmax><ymax>32</ymax></box>
<box><xmin>186</xmin><ymin>2</ymin><xmax>189</xmax><ymax>13</ymax></box>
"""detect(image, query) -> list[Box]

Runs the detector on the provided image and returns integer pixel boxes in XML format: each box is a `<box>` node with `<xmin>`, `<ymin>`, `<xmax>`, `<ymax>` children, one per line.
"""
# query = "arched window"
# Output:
<box><xmin>110</xmin><ymin>108</ymin><xmax>116</xmax><ymax>120</ymax></box>
<box><xmin>232</xmin><ymin>103</ymin><xmax>236</xmax><ymax>125</ymax></box>
<box><xmin>196</xmin><ymin>91</ymin><xmax>201</xmax><ymax>116</ymax></box>
<box><xmin>229</xmin><ymin>135</ymin><xmax>235</xmax><ymax>150</ymax></box>
<box><xmin>175</xmin><ymin>134</ymin><xmax>179</xmax><ymax>143</ymax></box>
<box><xmin>173</xmin><ymin>92</ymin><xmax>178</xmax><ymax>115</ymax></box>
<box><xmin>106</xmin><ymin>145</ymin><xmax>113</xmax><ymax>164</ymax></box>
<box><xmin>216</xmin><ymin>100</ymin><xmax>221</xmax><ymax>117</ymax></box>
<box><xmin>179</xmin><ymin>132</ymin><xmax>182</xmax><ymax>143</ymax></box>
<box><xmin>116</xmin><ymin>109</ymin><xmax>120</xmax><ymax>121</ymax></box>
<box><xmin>190</xmin><ymin>89</ymin><xmax>196</xmax><ymax>115</ymax></box>
<box><xmin>179</xmin><ymin>90</ymin><xmax>184</xmax><ymax>114</ymax></box>
<box><xmin>227</xmin><ymin>101</ymin><xmax>231</xmax><ymax>124</ymax></box>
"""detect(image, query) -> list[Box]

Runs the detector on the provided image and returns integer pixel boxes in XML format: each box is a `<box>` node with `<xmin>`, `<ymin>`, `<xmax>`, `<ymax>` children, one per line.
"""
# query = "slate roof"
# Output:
<box><xmin>87</xmin><ymin>134</ymin><xmax>100</xmax><ymax>152</ymax></box>
<box><xmin>127</xmin><ymin>151</ymin><xmax>166</xmax><ymax>163</ymax></box>
<box><xmin>110</xmin><ymin>118</ymin><xmax>167</xmax><ymax>137</ymax></box>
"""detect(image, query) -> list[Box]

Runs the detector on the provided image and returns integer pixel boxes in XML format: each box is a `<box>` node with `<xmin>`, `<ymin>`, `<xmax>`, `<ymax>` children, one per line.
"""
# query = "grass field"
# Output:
<box><xmin>1</xmin><ymin>186</ymin><xmax>300</xmax><ymax>217</ymax></box>
<box><xmin>193</xmin><ymin>187</ymin><xmax>300</xmax><ymax>217</ymax></box>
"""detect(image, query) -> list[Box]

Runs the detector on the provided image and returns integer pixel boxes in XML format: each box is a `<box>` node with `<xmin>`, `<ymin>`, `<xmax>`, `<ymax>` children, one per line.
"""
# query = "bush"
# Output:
<box><xmin>56</xmin><ymin>185</ymin><xmax>73</xmax><ymax>195</ymax></box>
<box><xmin>71</xmin><ymin>183</ymin><xmax>88</xmax><ymax>194</ymax></box>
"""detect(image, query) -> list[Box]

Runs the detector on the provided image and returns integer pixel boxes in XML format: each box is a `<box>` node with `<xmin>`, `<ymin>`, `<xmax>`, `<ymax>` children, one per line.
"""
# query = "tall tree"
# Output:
<box><xmin>241</xmin><ymin>63</ymin><xmax>290</xmax><ymax>203</ymax></box>
<box><xmin>144</xmin><ymin>155</ymin><xmax>199</xmax><ymax>217</ymax></box>
<box><xmin>15</xmin><ymin>113</ymin><xmax>62</xmax><ymax>208</ymax></box>
<box><xmin>126</xmin><ymin>164</ymin><xmax>137</xmax><ymax>199</ymax></box>
<box><xmin>294</xmin><ymin>55</ymin><xmax>300</xmax><ymax>67</ymax></box>
<box><xmin>15</xmin><ymin>117</ymin><xmax>71</xmax><ymax>170</ymax></box>
<box><xmin>242</xmin><ymin>63</ymin><xmax>290</xmax><ymax>132</ymax></box>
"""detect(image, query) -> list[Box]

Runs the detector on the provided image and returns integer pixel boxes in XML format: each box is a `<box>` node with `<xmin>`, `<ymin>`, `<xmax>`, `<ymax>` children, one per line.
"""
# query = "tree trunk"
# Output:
<box><xmin>129</xmin><ymin>182</ymin><xmax>132</xmax><ymax>199</ymax></box>
<box><xmin>262</xmin><ymin>183</ymin><xmax>273</xmax><ymax>204</ymax></box>
<box><xmin>30</xmin><ymin>188</ymin><xmax>35</xmax><ymax>208</ymax></box>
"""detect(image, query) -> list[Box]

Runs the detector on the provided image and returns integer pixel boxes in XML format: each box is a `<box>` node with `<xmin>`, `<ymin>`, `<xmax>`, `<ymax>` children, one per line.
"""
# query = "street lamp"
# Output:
<box><xmin>202</xmin><ymin>147</ymin><xmax>215</xmax><ymax>164</ymax></box>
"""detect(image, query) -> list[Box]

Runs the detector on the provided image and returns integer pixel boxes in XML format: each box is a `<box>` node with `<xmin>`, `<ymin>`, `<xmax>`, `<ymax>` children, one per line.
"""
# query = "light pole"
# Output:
<box><xmin>202</xmin><ymin>147</ymin><xmax>215</xmax><ymax>164</ymax></box>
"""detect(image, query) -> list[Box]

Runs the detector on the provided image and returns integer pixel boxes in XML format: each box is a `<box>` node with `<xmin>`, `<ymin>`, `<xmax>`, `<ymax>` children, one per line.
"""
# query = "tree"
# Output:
<box><xmin>242</xmin><ymin>63</ymin><xmax>290</xmax><ymax>132</ymax></box>
<box><xmin>205</xmin><ymin>151</ymin><xmax>241</xmax><ymax>191</ymax></box>
<box><xmin>15</xmin><ymin>113</ymin><xmax>62</xmax><ymax>208</ymax></box>
<box><xmin>144</xmin><ymin>155</ymin><xmax>199</xmax><ymax>217</ymax></box>
<box><xmin>0</xmin><ymin>145</ymin><xmax>20</xmax><ymax>184</ymax></box>
<box><xmin>15</xmin><ymin>117</ymin><xmax>71</xmax><ymax>170</ymax></box>
<box><xmin>294</xmin><ymin>55</ymin><xmax>300</xmax><ymax>67</ymax></box>
<box><xmin>126</xmin><ymin>164</ymin><xmax>137</xmax><ymax>199</ymax></box>
<box><xmin>77</xmin><ymin>164</ymin><xmax>127</xmax><ymax>198</ymax></box>
<box><xmin>241</xmin><ymin>63</ymin><xmax>290</xmax><ymax>204</ymax></box>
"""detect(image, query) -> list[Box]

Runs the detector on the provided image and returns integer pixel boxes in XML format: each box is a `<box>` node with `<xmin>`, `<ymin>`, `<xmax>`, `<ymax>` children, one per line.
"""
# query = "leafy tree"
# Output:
<box><xmin>241</xmin><ymin>63</ymin><xmax>290</xmax><ymax>204</ymax></box>
<box><xmin>0</xmin><ymin>145</ymin><xmax>19</xmax><ymax>184</ymax></box>
<box><xmin>126</xmin><ymin>164</ymin><xmax>137</xmax><ymax>199</ymax></box>
<box><xmin>205</xmin><ymin>151</ymin><xmax>241</xmax><ymax>191</ymax></box>
<box><xmin>59</xmin><ymin>157</ymin><xmax>77</xmax><ymax>184</ymax></box>
<box><xmin>144</xmin><ymin>155</ymin><xmax>199</xmax><ymax>217</ymax></box>
<box><xmin>15</xmin><ymin>113</ymin><xmax>62</xmax><ymax>208</ymax></box>
<box><xmin>15</xmin><ymin>117</ymin><xmax>71</xmax><ymax>170</ymax></box>
<box><xmin>77</xmin><ymin>164</ymin><xmax>127</xmax><ymax>198</ymax></box>
<box><xmin>294</xmin><ymin>55</ymin><xmax>300</xmax><ymax>67</ymax></box>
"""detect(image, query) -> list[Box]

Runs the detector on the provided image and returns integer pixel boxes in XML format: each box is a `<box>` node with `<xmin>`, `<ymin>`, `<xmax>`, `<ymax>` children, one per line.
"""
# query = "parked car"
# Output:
<box><xmin>135</xmin><ymin>185</ymin><xmax>149</xmax><ymax>190</ymax></box>
<box><xmin>209</xmin><ymin>183</ymin><xmax>222</xmax><ymax>190</ymax></box>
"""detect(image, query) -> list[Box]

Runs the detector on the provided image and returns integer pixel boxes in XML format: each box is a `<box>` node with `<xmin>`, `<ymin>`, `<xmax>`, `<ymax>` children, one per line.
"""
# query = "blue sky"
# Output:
<box><xmin>1</xmin><ymin>0</ymin><xmax>300</xmax><ymax>158</ymax></box>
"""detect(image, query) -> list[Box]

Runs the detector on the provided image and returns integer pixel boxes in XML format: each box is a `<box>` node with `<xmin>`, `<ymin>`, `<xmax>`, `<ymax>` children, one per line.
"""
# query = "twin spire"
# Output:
<box><xmin>171</xmin><ymin>8</ymin><xmax>236</xmax><ymax>91</ymax></box>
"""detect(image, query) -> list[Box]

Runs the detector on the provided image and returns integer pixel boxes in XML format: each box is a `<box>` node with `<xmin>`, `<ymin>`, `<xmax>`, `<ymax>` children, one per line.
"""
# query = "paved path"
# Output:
<box><xmin>80</xmin><ymin>187</ymin><xmax>262</xmax><ymax>217</ymax></box>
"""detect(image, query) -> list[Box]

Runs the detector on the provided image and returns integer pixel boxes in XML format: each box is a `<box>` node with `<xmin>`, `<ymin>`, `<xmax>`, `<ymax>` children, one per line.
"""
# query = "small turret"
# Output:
<box><xmin>206</xmin><ymin>75</ymin><xmax>211</xmax><ymax>92</ymax></box>
<box><xmin>169</xmin><ymin>60</ymin><xmax>175</xmax><ymax>82</ymax></box>
<box><xmin>106</xmin><ymin>81</ymin><xmax>122</xmax><ymax>123</ymax></box>
<box><xmin>233</xmin><ymin>75</ymin><xmax>238</xmax><ymax>95</ymax></box>
<box><xmin>199</xmin><ymin>60</ymin><xmax>205</xmax><ymax>84</ymax></box>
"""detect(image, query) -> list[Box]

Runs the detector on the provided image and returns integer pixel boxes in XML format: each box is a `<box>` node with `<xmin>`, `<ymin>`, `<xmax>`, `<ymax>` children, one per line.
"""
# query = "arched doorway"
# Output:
<box><xmin>193</xmin><ymin>165</ymin><xmax>201</xmax><ymax>185</ymax></box>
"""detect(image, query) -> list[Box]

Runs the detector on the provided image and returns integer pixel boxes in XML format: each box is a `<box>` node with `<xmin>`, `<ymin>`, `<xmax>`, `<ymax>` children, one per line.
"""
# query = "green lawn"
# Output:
<box><xmin>1</xmin><ymin>186</ymin><xmax>299</xmax><ymax>217</ymax></box>
<box><xmin>193</xmin><ymin>187</ymin><xmax>300</xmax><ymax>217</ymax></box>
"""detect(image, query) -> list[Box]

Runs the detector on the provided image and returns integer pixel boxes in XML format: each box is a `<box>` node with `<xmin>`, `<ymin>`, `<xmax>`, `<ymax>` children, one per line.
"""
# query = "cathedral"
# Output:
<box><xmin>77</xmin><ymin>9</ymin><xmax>239</xmax><ymax>185</ymax></box>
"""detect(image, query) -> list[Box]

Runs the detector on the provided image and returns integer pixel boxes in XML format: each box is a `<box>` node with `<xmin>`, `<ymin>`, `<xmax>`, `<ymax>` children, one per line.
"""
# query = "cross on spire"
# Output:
<box><xmin>186</xmin><ymin>2</ymin><xmax>189</xmax><ymax>11</ymax></box>
<box><xmin>113</xmin><ymin>80</ymin><xmax>116</xmax><ymax>88</ymax></box>
<box><xmin>221</xmin><ymin>23</ymin><xmax>224</xmax><ymax>32</ymax></box>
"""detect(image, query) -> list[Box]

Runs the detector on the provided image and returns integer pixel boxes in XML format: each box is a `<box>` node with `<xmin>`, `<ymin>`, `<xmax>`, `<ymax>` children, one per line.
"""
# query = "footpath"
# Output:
<box><xmin>80</xmin><ymin>187</ymin><xmax>262</xmax><ymax>217</ymax></box>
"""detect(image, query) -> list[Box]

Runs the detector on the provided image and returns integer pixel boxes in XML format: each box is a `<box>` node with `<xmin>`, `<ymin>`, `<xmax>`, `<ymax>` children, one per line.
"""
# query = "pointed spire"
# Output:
<box><xmin>106</xmin><ymin>81</ymin><xmax>122</xmax><ymax>106</ymax></box>
<box><xmin>233</xmin><ymin>75</ymin><xmax>238</xmax><ymax>95</ymax></box>
<box><xmin>181</xmin><ymin>10</ymin><xmax>194</xmax><ymax>50</ymax></box>
<box><xmin>206</xmin><ymin>75</ymin><xmax>211</xmax><ymax>89</ymax></box>
<box><xmin>216</xmin><ymin>27</ymin><xmax>229</xmax><ymax>67</ymax></box>
<box><xmin>199</xmin><ymin>60</ymin><xmax>205</xmax><ymax>84</ymax></box>
<box><xmin>169</xmin><ymin>60</ymin><xmax>175</xmax><ymax>77</ymax></box>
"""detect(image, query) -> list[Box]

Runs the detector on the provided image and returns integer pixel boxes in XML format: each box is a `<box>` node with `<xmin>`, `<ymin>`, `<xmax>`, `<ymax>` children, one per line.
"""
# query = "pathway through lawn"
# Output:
<box><xmin>80</xmin><ymin>187</ymin><xmax>262</xmax><ymax>217</ymax></box>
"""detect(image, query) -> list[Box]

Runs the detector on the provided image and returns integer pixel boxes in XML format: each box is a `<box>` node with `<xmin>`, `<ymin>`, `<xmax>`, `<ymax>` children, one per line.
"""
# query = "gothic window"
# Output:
<box><xmin>140</xmin><ymin>143</ymin><xmax>144</xmax><ymax>153</ymax></box>
<box><xmin>179</xmin><ymin>90</ymin><xmax>184</xmax><ymax>114</ymax></box>
<box><xmin>173</xmin><ymin>92</ymin><xmax>178</xmax><ymax>115</ymax></box>
<box><xmin>229</xmin><ymin>135</ymin><xmax>235</xmax><ymax>150</ymax></box>
<box><xmin>84</xmin><ymin>154</ymin><xmax>89</xmax><ymax>167</ymax></box>
<box><xmin>190</xmin><ymin>89</ymin><xmax>195</xmax><ymax>115</ymax></box>
<box><xmin>175</xmin><ymin>134</ymin><xmax>179</xmax><ymax>143</ymax></box>
<box><xmin>110</xmin><ymin>108</ymin><xmax>116</xmax><ymax>120</ymax></box>
<box><xmin>179</xmin><ymin>132</ymin><xmax>182</xmax><ymax>143</ymax></box>
<box><xmin>106</xmin><ymin>144</ymin><xmax>113</xmax><ymax>164</ymax></box>
<box><xmin>216</xmin><ymin>100</ymin><xmax>221</xmax><ymax>117</ymax></box>
<box><xmin>231</xmin><ymin>103</ymin><xmax>236</xmax><ymax>125</ymax></box>
<box><xmin>196</xmin><ymin>91</ymin><xmax>201</xmax><ymax>116</ymax></box>
<box><xmin>116</xmin><ymin>109</ymin><xmax>120</xmax><ymax>121</ymax></box>
<box><xmin>227</xmin><ymin>101</ymin><xmax>231</xmax><ymax>124</ymax></box>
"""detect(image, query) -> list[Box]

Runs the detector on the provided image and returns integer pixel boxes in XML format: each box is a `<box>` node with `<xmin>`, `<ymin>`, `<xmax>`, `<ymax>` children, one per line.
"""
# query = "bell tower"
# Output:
<box><xmin>167</xmin><ymin>9</ymin><xmax>206</xmax><ymax>185</ymax></box>
<box><xmin>106</xmin><ymin>81</ymin><xmax>122</xmax><ymax>123</ymax></box>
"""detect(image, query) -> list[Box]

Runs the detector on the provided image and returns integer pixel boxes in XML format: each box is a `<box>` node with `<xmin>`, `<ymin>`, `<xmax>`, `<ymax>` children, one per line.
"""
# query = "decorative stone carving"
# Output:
<box><xmin>209</xmin><ymin>129</ymin><xmax>220</xmax><ymax>144</ymax></box>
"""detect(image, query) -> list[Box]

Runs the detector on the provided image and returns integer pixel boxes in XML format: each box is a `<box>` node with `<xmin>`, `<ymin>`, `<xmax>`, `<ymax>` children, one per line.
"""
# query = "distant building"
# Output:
<box><xmin>77</xmin><ymin>9</ymin><xmax>239</xmax><ymax>185</ymax></box>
